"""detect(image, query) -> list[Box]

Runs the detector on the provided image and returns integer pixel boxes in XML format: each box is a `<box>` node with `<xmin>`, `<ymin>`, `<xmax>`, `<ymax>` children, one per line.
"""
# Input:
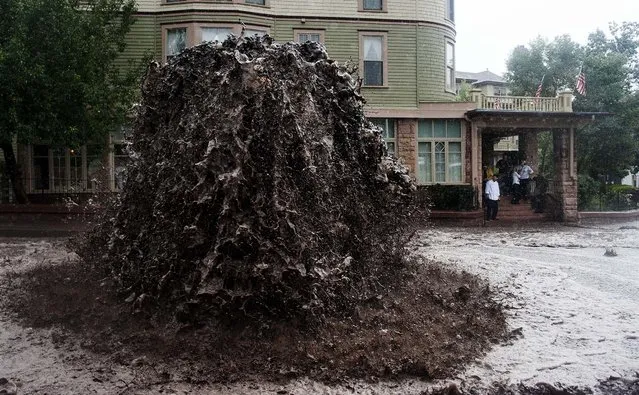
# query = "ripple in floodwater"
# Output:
<box><xmin>413</xmin><ymin>222</ymin><xmax>639</xmax><ymax>392</ymax></box>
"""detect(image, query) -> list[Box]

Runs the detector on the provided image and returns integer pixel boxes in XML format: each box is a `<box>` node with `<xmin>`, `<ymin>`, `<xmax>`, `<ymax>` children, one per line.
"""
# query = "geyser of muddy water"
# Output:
<box><xmin>77</xmin><ymin>35</ymin><xmax>419</xmax><ymax>325</ymax></box>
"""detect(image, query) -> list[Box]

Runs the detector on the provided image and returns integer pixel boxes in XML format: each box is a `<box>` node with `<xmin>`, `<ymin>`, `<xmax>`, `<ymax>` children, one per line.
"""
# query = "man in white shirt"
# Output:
<box><xmin>511</xmin><ymin>167</ymin><xmax>521</xmax><ymax>204</ymax></box>
<box><xmin>485</xmin><ymin>174</ymin><xmax>501</xmax><ymax>221</ymax></box>
<box><xmin>519</xmin><ymin>160</ymin><xmax>534</xmax><ymax>200</ymax></box>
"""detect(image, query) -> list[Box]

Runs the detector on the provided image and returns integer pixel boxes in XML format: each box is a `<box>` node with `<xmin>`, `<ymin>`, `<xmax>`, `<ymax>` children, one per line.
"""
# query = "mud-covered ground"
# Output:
<box><xmin>412</xmin><ymin>219</ymin><xmax>639</xmax><ymax>392</ymax></box>
<box><xmin>1</xmin><ymin>219</ymin><xmax>639</xmax><ymax>394</ymax></box>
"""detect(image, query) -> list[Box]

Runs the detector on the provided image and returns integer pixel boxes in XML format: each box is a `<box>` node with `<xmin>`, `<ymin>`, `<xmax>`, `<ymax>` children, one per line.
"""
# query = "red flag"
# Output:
<box><xmin>576</xmin><ymin>70</ymin><xmax>586</xmax><ymax>96</ymax></box>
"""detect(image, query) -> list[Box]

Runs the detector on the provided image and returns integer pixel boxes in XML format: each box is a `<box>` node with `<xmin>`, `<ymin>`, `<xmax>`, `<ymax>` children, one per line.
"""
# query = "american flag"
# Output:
<box><xmin>533</xmin><ymin>75</ymin><xmax>544</xmax><ymax>104</ymax></box>
<box><xmin>576</xmin><ymin>70</ymin><xmax>586</xmax><ymax>96</ymax></box>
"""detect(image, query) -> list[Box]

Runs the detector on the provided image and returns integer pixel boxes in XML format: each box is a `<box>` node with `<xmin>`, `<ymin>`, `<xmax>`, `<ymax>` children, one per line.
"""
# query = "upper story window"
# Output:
<box><xmin>446</xmin><ymin>0</ymin><xmax>455</xmax><ymax>21</ymax></box>
<box><xmin>360</xmin><ymin>0</ymin><xmax>385</xmax><ymax>11</ymax></box>
<box><xmin>245</xmin><ymin>0</ymin><xmax>266</xmax><ymax>4</ymax></box>
<box><xmin>361</xmin><ymin>33</ymin><xmax>387</xmax><ymax>87</ymax></box>
<box><xmin>417</xmin><ymin>119</ymin><xmax>463</xmax><ymax>184</ymax></box>
<box><xmin>295</xmin><ymin>30</ymin><xmax>324</xmax><ymax>43</ymax></box>
<box><xmin>166</xmin><ymin>27</ymin><xmax>187</xmax><ymax>61</ymax></box>
<box><xmin>370</xmin><ymin>118</ymin><xmax>397</xmax><ymax>156</ymax></box>
<box><xmin>201</xmin><ymin>27</ymin><xmax>233</xmax><ymax>44</ymax></box>
<box><xmin>445</xmin><ymin>40</ymin><xmax>455</xmax><ymax>92</ymax></box>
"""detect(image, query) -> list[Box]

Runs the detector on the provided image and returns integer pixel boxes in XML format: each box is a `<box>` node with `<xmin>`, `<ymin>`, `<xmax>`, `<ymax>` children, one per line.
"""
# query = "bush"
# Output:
<box><xmin>418</xmin><ymin>184</ymin><xmax>477</xmax><ymax>211</ymax></box>
<box><xmin>578</xmin><ymin>174</ymin><xmax>600</xmax><ymax>210</ymax></box>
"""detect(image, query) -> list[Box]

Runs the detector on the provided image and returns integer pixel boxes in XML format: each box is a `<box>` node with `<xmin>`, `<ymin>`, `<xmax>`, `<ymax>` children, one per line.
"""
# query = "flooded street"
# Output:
<box><xmin>413</xmin><ymin>220</ymin><xmax>639</xmax><ymax>388</ymax></box>
<box><xmin>1</xmin><ymin>220</ymin><xmax>638</xmax><ymax>394</ymax></box>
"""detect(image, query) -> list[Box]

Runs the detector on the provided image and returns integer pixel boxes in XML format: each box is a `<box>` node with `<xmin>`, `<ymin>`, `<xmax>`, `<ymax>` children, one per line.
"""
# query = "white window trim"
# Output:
<box><xmin>445</xmin><ymin>38</ymin><xmax>456</xmax><ymax>93</ymax></box>
<box><xmin>197</xmin><ymin>24</ymin><xmax>236</xmax><ymax>45</ymax></box>
<box><xmin>293</xmin><ymin>29</ymin><xmax>325</xmax><ymax>44</ymax></box>
<box><xmin>162</xmin><ymin>23</ymin><xmax>195</xmax><ymax>63</ymax></box>
<box><xmin>445</xmin><ymin>0</ymin><xmax>455</xmax><ymax>22</ymax></box>
<box><xmin>358</xmin><ymin>0</ymin><xmax>387</xmax><ymax>13</ymax></box>
<box><xmin>162</xmin><ymin>23</ymin><xmax>271</xmax><ymax>62</ymax></box>
<box><xmin>416</xmin><ymin>120</ymin><xmax>465</xmax><ymax>185</ymax></box>
<box><xmin>359</xmin><ymin>31</ymin><xmax>389</xmax><ymax>88</ymax></box>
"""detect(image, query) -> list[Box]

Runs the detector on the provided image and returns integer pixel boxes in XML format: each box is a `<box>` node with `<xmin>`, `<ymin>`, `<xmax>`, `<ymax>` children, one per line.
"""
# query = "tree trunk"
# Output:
<box><xmin>0</xmin><ymin>140</ymin><xmax>28</xmax><ymax>204</ymax></box>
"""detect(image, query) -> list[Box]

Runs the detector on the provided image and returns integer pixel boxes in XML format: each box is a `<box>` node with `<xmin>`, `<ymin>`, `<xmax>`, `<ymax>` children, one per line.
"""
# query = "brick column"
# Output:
<box><xmin>553</xmin><ymin>129</ymin><xmax>579</xmax><ymax>222</ymax></box>
<box><xmin>519</xmin><ymin>131</ymin><xmax>539</xmax><ymax>167</ymax></box>
<box><xmin>397</xmin><ymin>119</ymin><xmax>417</xmax><ymax>178</ymax></box>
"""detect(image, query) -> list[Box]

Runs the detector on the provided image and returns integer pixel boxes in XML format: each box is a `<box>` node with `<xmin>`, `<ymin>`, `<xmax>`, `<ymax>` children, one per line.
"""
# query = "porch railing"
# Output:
<box><xmin>1</xmin><ymin>175</ymin><xmax>122</xmax><ymax>203</ymax></box>
<box><xmin>481</xmin><ymin>96</ymin><xmax>560</xmax><ymax>111</ymax></box>
<box><xmin>470</xmin><ymin>89</ymin><xmax>574</xmax><ymax>112</ymax></box>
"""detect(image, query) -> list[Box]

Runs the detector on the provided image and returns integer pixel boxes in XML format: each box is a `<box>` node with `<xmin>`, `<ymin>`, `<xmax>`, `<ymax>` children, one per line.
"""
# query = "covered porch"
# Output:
<box><xmin>465</xmin><ymin>109</ymin><xmax>605</xmax><ymax>222</ymax></box>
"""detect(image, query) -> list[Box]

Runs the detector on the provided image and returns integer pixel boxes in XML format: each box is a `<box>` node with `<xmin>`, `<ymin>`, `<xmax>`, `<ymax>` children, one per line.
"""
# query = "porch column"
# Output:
<box><xmin>476</xmin><ymin>126</ymin><xmax>483</xmax><ymax>208</ymax></box>
<box><xmin>397</xmin><ymin>119</ymin><xmax>417</xmax><ymax>178</ymax></box>
<box><xmin>519</xmin><ymin>130</ymin><xmax>539</xmax><ymax>167</ymax></box>
<box><xmin>553</xmin><ymin>128</ymin><xmax>579</xmax><ymax>222</ymax></box>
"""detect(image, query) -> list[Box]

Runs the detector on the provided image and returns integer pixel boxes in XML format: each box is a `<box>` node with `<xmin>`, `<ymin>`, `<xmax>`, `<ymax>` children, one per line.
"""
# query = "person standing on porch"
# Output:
<box><xmin>485</xmin><ymin>174</ymin><xmax>501</xmax><ymax>221</ymax></box>
<box><xmin>511</xmin><ymin>166</ymin><xmax>521</xmax><ymax>204</ymax></box>
<box><xmin>519</xmin><ymin>160</ymin><xmax>534</xmax><ymax>200</ymax></box>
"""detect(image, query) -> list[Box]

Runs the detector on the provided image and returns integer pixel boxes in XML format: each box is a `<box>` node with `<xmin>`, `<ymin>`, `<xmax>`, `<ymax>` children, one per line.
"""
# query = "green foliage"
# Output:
<box><xmin>574</xmin><ymin>22</ymin><xmax>639</xmax><ymax>180</ymax></box>
<box><xmin>505</xmin><ymin>35</ymin><xmax>582</xmax><ymax>96</ymax></box>
<box><xmin>418</xmin><ymin>185</ymin><xmax>477</xmax><ymax>211</ymax></box>
<box><xmin>507</xmin><ymin>22</ymin><xmax>639</xmax><ymax>181</ymax></box>
<box><xmin>609</xmin><ymin>184</ymin><xmax>636</xmax><ymax>193</ymax></box>
<box><xmin>0</xmin><ymin>0</ymin><xmax>142</xmax><ymax>148</ymax></box>
<box><xmin>456</xmin><ymin>80</ymin><xmax>472</xmax><ymax>102</ymax></box>
<box><xmin>577</xmin><ymin>174</ymin><xmax>600</xmax><ymax>210</ymax></box>
<box><xmin>578</xmin><ymin>174</ymin><xmax>639</xmax><ymax>211</ymax></box>
<box><xmin>537</xmin><ymin>131</ymin><xmax>553</xmax><ymax>179</ymax></box>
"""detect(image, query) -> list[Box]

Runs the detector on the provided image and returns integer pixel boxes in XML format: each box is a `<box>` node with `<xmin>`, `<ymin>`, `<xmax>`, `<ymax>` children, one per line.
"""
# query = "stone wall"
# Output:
<box><xmin>553</xmin><ymin>129</ymin><xmax>578</xmax><ymax>222</ymax></box>
<box><xmin>397</xmin><ymin>119</ymin><xmax>417</xmax><ymax>176</ymax></box>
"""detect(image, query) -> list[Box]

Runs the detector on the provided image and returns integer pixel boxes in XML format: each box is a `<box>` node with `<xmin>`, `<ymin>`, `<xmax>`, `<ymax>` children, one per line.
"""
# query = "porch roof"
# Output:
<box><xmin>465</xmin><ymin>109</ymin><xmax>611</xmax><ymax>129</ymax></box>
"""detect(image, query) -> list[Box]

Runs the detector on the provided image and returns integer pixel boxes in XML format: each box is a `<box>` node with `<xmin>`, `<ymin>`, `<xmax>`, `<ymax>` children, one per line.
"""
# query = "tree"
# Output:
<box><xmin>574</xmin><ymin>23</ymin><xmax>639</xmax><ymax>179</ymax></box>
<box><xmin>0</xmin><ymin>0</ymin><xmax>141</xmax><ymax>203</ymax></box>
<box><xmin>505</xmin><ymin>23</ymin><xmax>639</xmax><ymax>181</ymax></box>
<box><xmin>505</xmin><ymin>35</ymin><xmax>583</xmax><ymax>97</ymax></box>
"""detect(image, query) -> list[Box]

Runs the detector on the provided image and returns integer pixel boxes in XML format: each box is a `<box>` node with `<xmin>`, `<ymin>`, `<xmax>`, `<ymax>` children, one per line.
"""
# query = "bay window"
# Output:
<box><xmin>417</xmin><ymin>119</ymin><xmax>463</xmax><ymax>184</ymax></box>
<box><xmin>201</xmin><ymin>27</ymin><xmax>233</xmax><ymax>44</ymax></box>
<box><xmin>166</xmin><ymin>27</ymin><xmax>187</xmax><ymax>62</ymax></box>
<box><xmin>370</xmin><ymin>118</ymin><xmax>396</xmax><ymax>156</ymax></box>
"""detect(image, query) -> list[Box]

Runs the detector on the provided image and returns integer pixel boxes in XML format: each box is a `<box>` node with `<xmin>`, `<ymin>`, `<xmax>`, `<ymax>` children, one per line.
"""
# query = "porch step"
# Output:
<box><xmin>486</xmin><ymin>195</ymin><xmax>547</xmax><ymax>222</ymax></box>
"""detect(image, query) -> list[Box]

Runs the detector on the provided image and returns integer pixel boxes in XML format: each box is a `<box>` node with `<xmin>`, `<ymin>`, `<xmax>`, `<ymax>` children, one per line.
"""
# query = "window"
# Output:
<box><xmin>166</xmin><ymin>27</ymin><xmax>187</xmax><ymax>61</ymax></box>
<box><xmin>113</xmin><ymin>144</ymin><xmax>128</xmax><ymax>190</ymax></box>
<box><xmin>361</xmin><ymin>0</ymin><xmax>383</xmax><ymax>11</ymax></box>
<box><xmin>417</xmin><ymin>119</ymin><xmax>463</xmax><ymax>184</ymax></box>
<box><xmin>295</xmin><ymin>30</ymin><xmax>324</xmax><ymax>43</ymax></box>
<box><xmin>243</xmin><ymin>29</ymin><xmax>266</xmax><ymax>38</ymax></box>
<box><xmin>493</xmin><ymin>86</ymin><xmax>508</xmax><ymax>96</ymax></box>
<box><xmin>445</xmin><ymin>40</ymin><xmax>455</xmax><ymax>91</ymax></box>
<box><xmin>201</xmin><ymin>27</ymin><xmax>233</xmax><ymax>44</ymax></box>
<box><xmin>370</xmin><ymin>118</ymin><xmax>396</xmax><ymax>156</ymax></box>
<box><xmin>446</xmin><ymin>0</ymin><xmax>455</xmax><ymax>21</ymax></box>
<box><xmin>245</xmin><ymin>0</ymin><xmax>265</xmax><ymax>4</ymax></box>
<box><xmin>361</xmin><ymin>34</ymin><xmax>386</xmax><ymax>87</ymax></box>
